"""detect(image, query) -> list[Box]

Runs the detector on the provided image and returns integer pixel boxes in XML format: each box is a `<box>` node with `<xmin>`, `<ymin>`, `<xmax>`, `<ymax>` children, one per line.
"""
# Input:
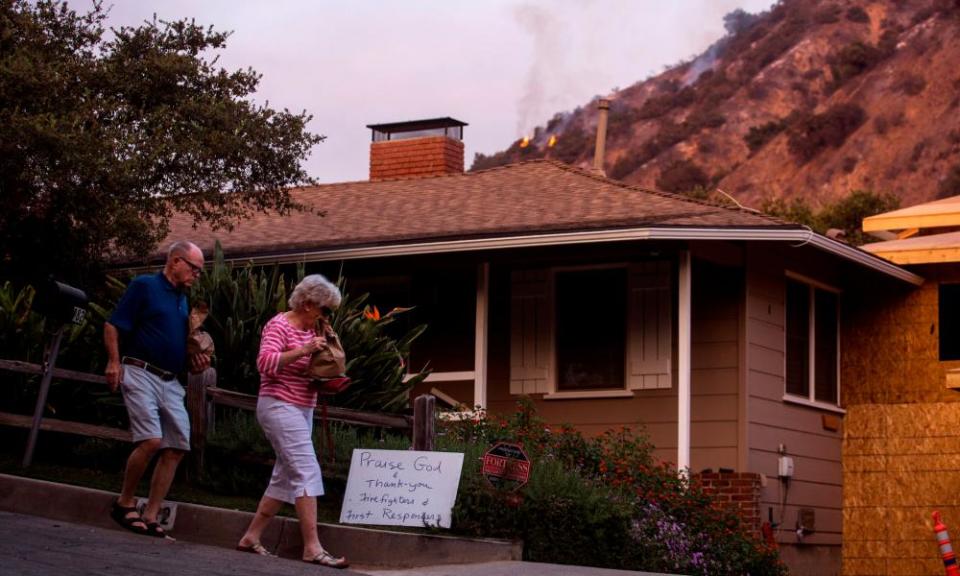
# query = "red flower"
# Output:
<box><xmin>363</xmin><ymin>305</ymin><xmax>381</xmax><ymax>321</ymax></box>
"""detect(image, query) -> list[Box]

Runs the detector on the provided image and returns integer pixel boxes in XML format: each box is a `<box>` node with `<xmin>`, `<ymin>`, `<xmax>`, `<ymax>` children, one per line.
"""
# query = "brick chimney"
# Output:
<box><xmin>367</xmin><ymin>117</ymin><xmax>468</xmax><ymax>181</ymax></box>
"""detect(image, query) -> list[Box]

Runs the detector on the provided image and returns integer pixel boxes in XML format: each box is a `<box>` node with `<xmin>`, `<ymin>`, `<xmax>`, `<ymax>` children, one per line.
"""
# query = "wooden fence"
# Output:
<box><xmin>0</xmin><ymin>358</ymin><xmax>436</xmax><ymax>471</ymax></box>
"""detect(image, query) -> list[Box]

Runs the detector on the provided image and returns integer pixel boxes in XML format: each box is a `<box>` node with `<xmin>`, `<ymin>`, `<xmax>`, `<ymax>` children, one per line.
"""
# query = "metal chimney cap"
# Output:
<box><xmin>367</xmin><ymin>117</ymin><xmax>468</xmax><ymax>142</ymax></box>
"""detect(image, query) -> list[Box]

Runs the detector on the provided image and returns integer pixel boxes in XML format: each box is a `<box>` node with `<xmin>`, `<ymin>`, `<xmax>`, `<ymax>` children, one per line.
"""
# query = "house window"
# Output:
<box><xmin>785</xmin><ymin>277</ymin><xmax>839</xmax><ymax>405</ymax></box>
<box><xmin>940</xmin><ymin>284</ymin><xmax>960</xmax><ymax>361</ymax></box>
<box><xmin>510</xmin><ymin>260</ymin><xmax>671</xmax><ymax>397</ymax></box>
<box><xmin>555</xmin><ymin>267</ymin><xmax>627</xmax><ymax>390</ymax></box>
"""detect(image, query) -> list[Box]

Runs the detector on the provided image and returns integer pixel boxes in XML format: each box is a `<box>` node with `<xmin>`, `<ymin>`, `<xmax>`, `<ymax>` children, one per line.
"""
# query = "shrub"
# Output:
<box><xmin>609</xmin><ymin>151</ymin><xmax>644</xmax><ymax>180</ymax></box>
<box><xmin>846</xmin><ymin>6</ymin><xmax>870</xmax><ymax>23</ymax></box>
<box><xmin>0</xmin><ymin>280</ymin><xmax>124</xmax><ymax>426</ymax></box>
<box><xmin>829</xmin><ymin>42</ymin><xmax>884</xmax><ymax>88</ymax></box>
<box><xmin>191</xmin><ymin>243</ymin><xmax>428</xmax><ymax>412</ymax></box>
<box><xmin>656</xmin><ymin>160</ymin><xmax>711</xmax><ymax>194</ymax></box>
<box><xmin>815</xmin><ymin>5</ymin><xmax>841</xmax><ymax>24</ymax></box>
<box><xmin>549</xmin><ymin>127</ymin><xmax>589</xmax><ymax>165</ymax></box>
<box><xmin>745</xmin><ymin>120</ymin><xmax>786</xmax><ymax>153</ymax></box>
<box><xmin>787</xmin><ymin>103</ymin><xmax>866</xmax><ymax>162</ymax></box>
<box><xmin>938</xmin><ymin>163</ymin><xmax>960</xmax><ymax>199</ymax></box>
<box><xmin>441</xmin><ymin>399</ymin><xmax>785</xmax><ymax>575</ymax></box>
<box><xmin>762</xmin><ymin>189</ymin><xmax>899</xmax><ymax>245</ymax></box>
<box><xmin>842</xmin><ymin>156</ymin><xmax>858</xmax><ymax>173</ymax></box>
<box><xmin>723</xmin><ymin>8</ymin><xmax>761</xmax><ymax>35</ymax></box>
<box><xmin>895</xmin><ymin>72</ymin><xmax>927</xmax><ymax>96</ymax></box>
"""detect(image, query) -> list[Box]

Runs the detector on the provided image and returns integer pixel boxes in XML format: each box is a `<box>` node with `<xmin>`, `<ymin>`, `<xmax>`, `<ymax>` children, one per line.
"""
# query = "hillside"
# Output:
<box><xmin>472</xmin><ymin>0</ymin><xmax>960</xmax><ymax>209</ymax></box>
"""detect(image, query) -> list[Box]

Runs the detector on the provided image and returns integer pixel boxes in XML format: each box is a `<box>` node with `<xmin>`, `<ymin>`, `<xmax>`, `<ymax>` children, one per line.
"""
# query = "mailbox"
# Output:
<box><xmin>33</xmin><ymin>278</ymin><xmax>89</xmax><ymax>326</ymax></box>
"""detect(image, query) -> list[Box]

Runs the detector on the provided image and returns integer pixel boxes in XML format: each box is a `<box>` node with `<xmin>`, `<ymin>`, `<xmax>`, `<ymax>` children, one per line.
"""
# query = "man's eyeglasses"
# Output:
<box><xmin>178</xmin><ymin>257</ymin><xmax>203</xmax><ymax>276</ymax></box>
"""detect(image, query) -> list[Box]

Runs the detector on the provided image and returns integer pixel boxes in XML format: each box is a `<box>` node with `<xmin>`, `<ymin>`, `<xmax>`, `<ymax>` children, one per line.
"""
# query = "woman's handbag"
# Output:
<box><xmin>308</xmin><ymin>322</ymin><xmax>347</xmax><ymax>379</ymax></box>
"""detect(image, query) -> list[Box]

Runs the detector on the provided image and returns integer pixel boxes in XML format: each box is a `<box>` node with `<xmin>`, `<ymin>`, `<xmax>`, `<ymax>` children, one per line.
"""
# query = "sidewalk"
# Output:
<box><xmin>0</xmin><ymin>473</ymin><xmax>670</xmax><ymax>575</ymax></box>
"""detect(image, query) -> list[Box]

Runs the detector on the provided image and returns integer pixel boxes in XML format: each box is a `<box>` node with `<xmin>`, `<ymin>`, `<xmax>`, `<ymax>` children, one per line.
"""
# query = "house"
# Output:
<box><xmin>839</xmin><ymin>196</ymin><xmax>960</xmax><ymax>575</ymax></box>
<box><xmin>157</xmin><ymin>114</ymin><xmax>922</xmax><ymax>575</ymax></box>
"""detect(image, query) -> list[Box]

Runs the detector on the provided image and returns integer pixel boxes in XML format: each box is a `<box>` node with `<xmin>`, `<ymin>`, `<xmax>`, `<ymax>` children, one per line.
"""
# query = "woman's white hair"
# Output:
<box><xmin>288</xmin><ymin>274</ymin><xmax>341</xmax><ymax>311</ymax></box>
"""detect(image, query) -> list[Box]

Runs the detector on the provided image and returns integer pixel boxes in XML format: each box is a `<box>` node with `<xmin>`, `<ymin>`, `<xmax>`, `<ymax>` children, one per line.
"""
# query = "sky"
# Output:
<box><xmin>78</xmin><ymin>0</ymin><xmax>777</xmax><ymax>183</ymax></box>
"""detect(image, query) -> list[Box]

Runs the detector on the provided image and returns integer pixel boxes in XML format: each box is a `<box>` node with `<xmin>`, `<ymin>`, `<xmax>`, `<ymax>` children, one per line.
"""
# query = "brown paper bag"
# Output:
<box><xmin>308</xmin><ymin>322</ymin><xmax>346</xmax><ymax>379</ymax></box>
<box><xmin>187</xmin><ymin>303</ymin><xmax>215</xmax><ymax>357</ymax></box>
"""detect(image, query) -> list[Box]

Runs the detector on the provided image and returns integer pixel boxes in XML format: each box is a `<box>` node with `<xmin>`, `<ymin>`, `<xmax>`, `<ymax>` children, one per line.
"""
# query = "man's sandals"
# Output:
<box><xmin>110</xmin><ymin>499</ymin><xmax>167</xmax><ymax>538</ymax></box>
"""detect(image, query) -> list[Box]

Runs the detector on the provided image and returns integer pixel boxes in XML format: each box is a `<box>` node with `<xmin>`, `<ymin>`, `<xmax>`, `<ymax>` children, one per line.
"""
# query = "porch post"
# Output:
<box><xmin>474</xmin><ymin>261</ymin><xmax>490</xmax><ymax>409</ymax></box>
<box><xmin>678</xmin><ymin>250</ymin><xmax>692</xmax><ymax>472</ymax></box>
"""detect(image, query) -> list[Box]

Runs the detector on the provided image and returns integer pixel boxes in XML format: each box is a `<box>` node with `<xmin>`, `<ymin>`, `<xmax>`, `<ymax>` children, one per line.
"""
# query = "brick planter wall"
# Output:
<box><xmin>694</xmin><ymin>471</ymin><xmax>762</xmax><ymax>536</ymax></box>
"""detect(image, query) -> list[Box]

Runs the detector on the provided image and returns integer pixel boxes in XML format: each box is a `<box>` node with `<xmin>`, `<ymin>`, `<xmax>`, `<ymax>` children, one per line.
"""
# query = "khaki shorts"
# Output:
<box><xmin>121</xmin><ymin>364</ymin><xmax>191</xmax><ymax>450</ymax></box>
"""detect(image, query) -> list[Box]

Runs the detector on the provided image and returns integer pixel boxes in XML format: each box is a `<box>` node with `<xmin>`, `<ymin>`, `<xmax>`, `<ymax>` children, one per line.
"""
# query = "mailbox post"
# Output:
<box><xmin>22</xmin><ymin>279</ymin><xmax>88</xmax><ymax>468</ymax></box>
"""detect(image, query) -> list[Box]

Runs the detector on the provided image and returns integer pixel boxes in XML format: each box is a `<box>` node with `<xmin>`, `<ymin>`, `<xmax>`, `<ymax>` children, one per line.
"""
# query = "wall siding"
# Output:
<box><xmin>490</xmin><ymin>257</ymin><xmax>742</xmax><ymax>473</ymax></box>
<box><xmin>746</xmin><ymin>245</ymin><xmax>843</xmax><ymax>554</ymax></box>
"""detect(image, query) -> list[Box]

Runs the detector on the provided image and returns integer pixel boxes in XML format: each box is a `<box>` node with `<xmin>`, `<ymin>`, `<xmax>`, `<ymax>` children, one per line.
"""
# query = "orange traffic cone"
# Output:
<box><xmin>933</xmin><ymin>511</ymin><xmax>960</xmax><ymax>576</ymax></box>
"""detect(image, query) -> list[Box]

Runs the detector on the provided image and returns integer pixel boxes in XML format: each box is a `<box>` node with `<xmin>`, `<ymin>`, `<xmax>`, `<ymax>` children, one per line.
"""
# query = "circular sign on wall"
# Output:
<box><xmin>481</xmin><ymin>442</ymin><xmax>531</xmax><ymax>491</ymax></box>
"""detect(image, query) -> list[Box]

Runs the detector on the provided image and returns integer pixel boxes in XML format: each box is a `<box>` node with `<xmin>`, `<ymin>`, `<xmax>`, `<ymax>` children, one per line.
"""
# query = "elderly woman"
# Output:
<box><xmin>236</xmin><ymin>274</ymin><xmax>348</xmax><ymax>568</ymax></box>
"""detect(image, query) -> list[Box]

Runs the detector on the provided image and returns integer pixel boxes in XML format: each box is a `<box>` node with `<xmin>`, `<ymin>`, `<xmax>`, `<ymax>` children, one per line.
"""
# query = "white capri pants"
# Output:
<box><xmin>256</xmin><ymin>395</ymin><xmax>325</xmax><ymax>503</ymax></box>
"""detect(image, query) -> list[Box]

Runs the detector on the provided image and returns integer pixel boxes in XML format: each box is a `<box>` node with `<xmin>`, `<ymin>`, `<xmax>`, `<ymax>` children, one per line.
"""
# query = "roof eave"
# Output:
<box><xmin>164</xmin><ymin>226</ymin><xmax>922</xmax><ymax>286</ymax></box>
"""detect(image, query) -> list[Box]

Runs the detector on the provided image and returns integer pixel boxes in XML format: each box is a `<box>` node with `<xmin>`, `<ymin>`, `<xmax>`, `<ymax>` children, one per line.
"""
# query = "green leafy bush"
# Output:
<box><xmin>441</xmin><ymin>400</ymin><xmax>784</xmax><ymax>575</ymax></box>
<box><xmin>761</xmin><ymin>189</ymin><xmax>899</xmax><ymax>245</ymax></box>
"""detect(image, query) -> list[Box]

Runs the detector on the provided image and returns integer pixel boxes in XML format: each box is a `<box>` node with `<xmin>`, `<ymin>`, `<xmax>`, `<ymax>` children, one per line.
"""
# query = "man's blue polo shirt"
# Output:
<box><xmin>109</xmin><ymin>272</ymin><xmax>188</xmax><ymax>374</ymax></box>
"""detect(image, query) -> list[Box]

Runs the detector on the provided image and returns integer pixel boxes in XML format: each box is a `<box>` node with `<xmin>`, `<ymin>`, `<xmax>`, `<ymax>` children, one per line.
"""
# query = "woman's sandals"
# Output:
<box><xmin>236</xmin><ymin>542</ymin><xmax>273</xmax><ymax>556</ymax></box>
<box><xmin>304</xmin><ymin>550</ymin><xmax>349</xmax><ymax>568</ymax></box>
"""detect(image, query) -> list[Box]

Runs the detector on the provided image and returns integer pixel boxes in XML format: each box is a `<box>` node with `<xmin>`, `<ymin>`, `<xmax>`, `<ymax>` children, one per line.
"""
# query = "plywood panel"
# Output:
<box><xmin>841</xmin><ymin>404</ymin><xmax>960</xmax><ymax>573</ymax></box>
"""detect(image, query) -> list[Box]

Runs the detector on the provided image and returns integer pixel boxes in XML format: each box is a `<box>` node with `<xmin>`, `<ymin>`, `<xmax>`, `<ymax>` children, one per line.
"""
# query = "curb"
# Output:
<box><xmin>0</xmin><ymin>473</ymin><xmax>521</xmax><ymax>567</ymax></box>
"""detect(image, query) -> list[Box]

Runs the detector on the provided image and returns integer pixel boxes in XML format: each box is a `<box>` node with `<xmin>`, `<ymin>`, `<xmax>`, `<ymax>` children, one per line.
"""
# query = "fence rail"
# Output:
<box><xmin>205</xmin><ymin>386</ymin><xmax>413</xmax><ymax>429</ymax></box>
<box><xmin>1</xmin><ymin>358</ymin><xmax>435</xmax><ymax>469</ymax></box>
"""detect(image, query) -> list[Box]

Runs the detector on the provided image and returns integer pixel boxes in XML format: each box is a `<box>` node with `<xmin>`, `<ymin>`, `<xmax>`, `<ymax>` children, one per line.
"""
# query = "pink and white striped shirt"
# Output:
<box><xmin>257</xmin><ymin>313</ymin><xmax>318</xmax><ymax>408</ymax></box>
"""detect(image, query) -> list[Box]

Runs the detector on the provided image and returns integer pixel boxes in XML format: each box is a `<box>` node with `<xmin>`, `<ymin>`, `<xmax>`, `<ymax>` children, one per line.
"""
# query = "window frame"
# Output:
<box><xmin>783</xmin><ymin>271</ymin><xmax>842</xmax><ymax>410</ymax></box>
<box><xmin>545</xmin><ymin>262</ymin><xmax>632</xmax><ymax>398</ymax></box>
<box><xmin>939</xmin><ymin>283</ymin><xmax>960</xmax><ymax>362</ymax></box>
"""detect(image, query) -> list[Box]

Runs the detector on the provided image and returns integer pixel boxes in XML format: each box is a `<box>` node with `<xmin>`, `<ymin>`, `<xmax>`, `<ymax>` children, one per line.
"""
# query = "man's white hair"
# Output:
<box><xmin>167</xmin><ymin>240</ymin><xmax>199</xmax><ymax>262</ymax></box>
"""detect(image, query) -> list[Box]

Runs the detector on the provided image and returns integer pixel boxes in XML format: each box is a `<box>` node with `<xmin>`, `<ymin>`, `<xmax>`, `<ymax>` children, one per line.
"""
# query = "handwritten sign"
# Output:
<box><xmin>340</xmin><ymin>449</ymin><xmax>464</xmax><ymax>528</ymax></box>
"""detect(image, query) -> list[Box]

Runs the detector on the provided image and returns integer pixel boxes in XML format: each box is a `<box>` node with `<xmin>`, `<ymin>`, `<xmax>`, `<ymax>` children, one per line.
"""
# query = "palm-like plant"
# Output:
<box><xmin>191</xmin><ymin>242</ymin><xmax>428</xmax><ymax>413</ymax></box>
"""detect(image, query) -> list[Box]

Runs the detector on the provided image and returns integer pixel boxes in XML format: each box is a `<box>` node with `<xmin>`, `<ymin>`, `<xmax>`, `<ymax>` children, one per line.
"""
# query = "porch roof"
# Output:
<box><xmin>156</xmin><ymin>159</ymin><xmax>921</xmax><ymax>284</ymax></box>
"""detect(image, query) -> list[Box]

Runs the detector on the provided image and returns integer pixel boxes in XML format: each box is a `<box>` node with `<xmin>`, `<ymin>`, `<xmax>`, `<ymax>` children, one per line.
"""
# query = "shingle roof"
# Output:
<box><xmin>163</xmin><ymin>159</ymin><xmax>796</xmax><ymax>260</ymax></box>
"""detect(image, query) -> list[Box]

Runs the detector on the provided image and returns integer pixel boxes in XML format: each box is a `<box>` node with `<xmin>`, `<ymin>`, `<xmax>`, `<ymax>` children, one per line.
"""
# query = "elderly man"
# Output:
<box><xmin>104</xmin><ymin>240</ymin><xmax>210</xmax><ymax>537</ymax></box>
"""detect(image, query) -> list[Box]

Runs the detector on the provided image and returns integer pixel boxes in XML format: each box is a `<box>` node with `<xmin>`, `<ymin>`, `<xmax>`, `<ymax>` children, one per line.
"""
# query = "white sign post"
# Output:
<box><xmin>340</xmin><ymin>449</ymin><xmax>464</xmax><ymax>528</ymax></box>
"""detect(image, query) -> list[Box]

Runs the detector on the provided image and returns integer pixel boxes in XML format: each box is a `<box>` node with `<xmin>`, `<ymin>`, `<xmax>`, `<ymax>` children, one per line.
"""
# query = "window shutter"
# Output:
<box><xmin>510</xmin><ymin>269</ymin><xmax>551</xmax><ymax>394</ymax></box>
<box><xmin>628</xmin><ymin>261</ymin><xmax>672</xmax><ymax>389</ymax></box>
